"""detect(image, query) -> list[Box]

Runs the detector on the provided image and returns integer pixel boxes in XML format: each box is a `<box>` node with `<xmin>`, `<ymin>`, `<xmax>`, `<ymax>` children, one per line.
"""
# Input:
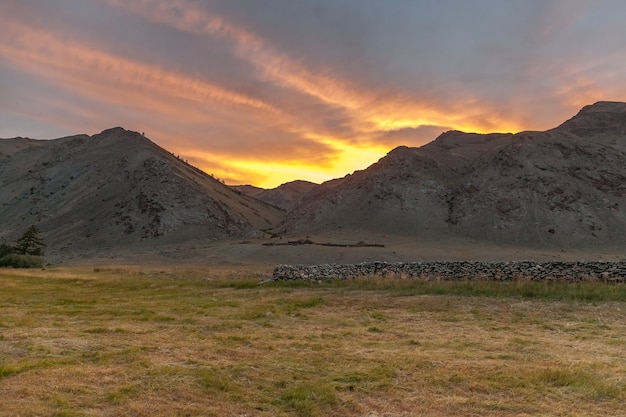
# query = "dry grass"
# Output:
<box><xmin>1</xmin><ymin>267</ymin><xmax>625</xmax><ymax>416</ymax></box>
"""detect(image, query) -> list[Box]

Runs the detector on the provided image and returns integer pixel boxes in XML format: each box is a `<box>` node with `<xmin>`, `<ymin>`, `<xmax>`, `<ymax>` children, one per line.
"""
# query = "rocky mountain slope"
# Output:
<box><xmin>233</xmin><ymin>180</ymin><xmax>317</xmax><ymax>210</ymax></box>
<box><xmin>0</xmin><ymin>128</ymin><xmax>283</xmax><ymax>256</ymax></box>
<box><xmin>278</xmin><ymin>101</ymin><xmax>626</xmax><ymax>248</ymax></box>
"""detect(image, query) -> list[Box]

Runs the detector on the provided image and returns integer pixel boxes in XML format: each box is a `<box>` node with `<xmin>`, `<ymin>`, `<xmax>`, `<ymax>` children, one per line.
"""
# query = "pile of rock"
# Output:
<box><xmin>271</xmin><ymin>261</ymin><xmax>626</xmax><ymax>283</ymax></box>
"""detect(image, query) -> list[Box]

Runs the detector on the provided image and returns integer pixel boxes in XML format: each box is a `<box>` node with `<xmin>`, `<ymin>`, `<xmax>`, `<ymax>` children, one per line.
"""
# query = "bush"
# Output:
<box><xmin>0</xmin><ymin>244</ymin><xmax>13</xmax><ymax>258</ymax></box>
<box><xmin>0</xmin><ymin>253</ymin><xmax>43</xmax><ymax>268</ymax></box>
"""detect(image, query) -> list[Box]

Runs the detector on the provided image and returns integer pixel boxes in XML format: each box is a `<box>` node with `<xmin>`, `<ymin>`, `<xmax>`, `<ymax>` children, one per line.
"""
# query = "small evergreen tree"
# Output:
<box><xmin>13</xmin><ymin>225</ymin><xmax>46</xmax><ymax>256</ymax></box>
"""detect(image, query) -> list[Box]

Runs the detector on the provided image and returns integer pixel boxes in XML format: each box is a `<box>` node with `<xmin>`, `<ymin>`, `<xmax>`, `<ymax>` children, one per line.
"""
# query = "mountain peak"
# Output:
<box><xmin>92</xmin><ymin>127</ymin><xmax>150</xmax><ymax>141</ymax></box>
<box><xmin>579</xmin><ymin>101</ymin><xmax>626</xmax><ymax>113</ymax></box>
<box><xmin>95</xmin><ymin>126</ymin><xmax>129</xmax><ymax>136</ymax></box>
<box><xmin>554</xmin><ymin>101</ymin><xmax>626</xmax><ymax>136</ymax></box>
<box><xmin>428</xmin><ymin>130</ymin><xmax>511</xmax><ymax>150</ymax></box>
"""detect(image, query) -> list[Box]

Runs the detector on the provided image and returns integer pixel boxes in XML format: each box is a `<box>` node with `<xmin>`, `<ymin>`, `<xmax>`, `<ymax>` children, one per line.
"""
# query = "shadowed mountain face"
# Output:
<box><xmin>232</xmin><ymin>180</ymin><xmax>317</xmax><ymax>211</ymax></box>
<box><xmin>279</xmin><ymin>101</ymin><xmax>626</xmax><ymax>248</ymax></box>
<box><xmin>0</xmin><ymin>128</ymin><xmax>283</xmax><ymax>256</ymax></box>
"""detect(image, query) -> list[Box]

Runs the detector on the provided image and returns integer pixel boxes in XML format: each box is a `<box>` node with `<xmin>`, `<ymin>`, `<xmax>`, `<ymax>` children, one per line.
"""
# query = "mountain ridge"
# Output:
<box><xmin>232</xmin><ymin>180</ymin><xmax>317</xmax><ymax>211</ymax></box>
<box><xmin>277</xmin><ymin>101</ymin><xmax>626</xmax><ymax>248</ymax></box>
<box><xmin>2</xmin><ymin>101</ymin><xmax>625</xmax><ymax>262</ymax></box>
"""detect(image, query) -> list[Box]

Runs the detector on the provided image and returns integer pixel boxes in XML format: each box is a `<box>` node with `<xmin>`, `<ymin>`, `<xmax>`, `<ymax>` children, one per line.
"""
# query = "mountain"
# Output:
<box><xmin>232</xmin><ymin>180</ymin><xmax>318</xmax><ymax>210</ymax></box>
<box><xmin>0</xmin><ymin>127</ymin><xmax>283</xmax><ymax>257</ymax></box>
<box><xmin>2</xmin><ymin>102</ymin><xmax>624</xmax><ymax>262</ymax></box>
<box><xmin>278</xmin><ymin>101</ymin><xmax>626</xmax><ymax>248</ymax></box>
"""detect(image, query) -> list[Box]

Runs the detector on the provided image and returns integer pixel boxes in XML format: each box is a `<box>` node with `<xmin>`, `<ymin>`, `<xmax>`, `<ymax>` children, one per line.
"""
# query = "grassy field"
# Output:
<box><xmin>1</xmin><ymin>267</ymin><xmax>625</xmax><ymax>417</ymax></box>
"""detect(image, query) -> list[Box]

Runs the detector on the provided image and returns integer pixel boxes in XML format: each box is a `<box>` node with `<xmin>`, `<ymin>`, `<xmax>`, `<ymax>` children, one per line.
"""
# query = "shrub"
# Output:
<box><xmin>0</xmin><ymin>244</ymin><xmax>13</xmax><ymax>258</ymax></box>
<box><xmin>0</xmin><ymin>253</ymin><xmax>43</xmax><ymax>268</ymax></box>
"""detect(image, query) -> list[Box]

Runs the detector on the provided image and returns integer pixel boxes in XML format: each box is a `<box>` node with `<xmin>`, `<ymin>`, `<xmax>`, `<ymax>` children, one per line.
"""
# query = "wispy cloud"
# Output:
<box><xmin>107</xmin><ymin>0</ymin><xmax>522</xmax><ymax>135</ymax></box>
<box><xmin>0</xmin><ymin>22</ymin><xmax>278</xmax><ymax>115</ymax></box>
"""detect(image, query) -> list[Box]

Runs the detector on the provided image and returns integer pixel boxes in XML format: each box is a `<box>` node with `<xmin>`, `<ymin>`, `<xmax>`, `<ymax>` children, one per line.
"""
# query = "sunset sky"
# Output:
<box><xmin>1</xmin><ymin>1</ymin><xmax>625</xmax><ymax>188</ymax></box>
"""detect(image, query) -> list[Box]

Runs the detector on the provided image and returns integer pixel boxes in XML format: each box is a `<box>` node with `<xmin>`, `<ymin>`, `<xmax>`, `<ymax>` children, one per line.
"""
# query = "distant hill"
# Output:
<box><xmin>232</xmin><ymin>180</ymin><xmax>317</xmax><ymax>210</ymax></box>
<box><xmin>277</xmin><ymin>101</ymin><xmax>626</xmax><ymax>248</ymax></box>
<box><xmin>0</xmin><ymin>127</ymin><xmax>283</xmax><ymax>257</ymax></box>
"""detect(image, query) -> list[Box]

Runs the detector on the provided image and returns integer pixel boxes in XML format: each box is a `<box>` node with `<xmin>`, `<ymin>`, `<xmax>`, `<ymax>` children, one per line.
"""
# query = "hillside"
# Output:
<box><xmin>0</xmin><ymin>128</ymin><xmax>283</xmax><ymax>258</ymax></box>
<box><xmin>278</xmin><ymin>101</ymin><xmax>626</xmax><ymax>248</ymax></box>
<box><xmin>232</xmin><ymin>180</ymin><xmax>317</xmax><ymax>210</ymax></box>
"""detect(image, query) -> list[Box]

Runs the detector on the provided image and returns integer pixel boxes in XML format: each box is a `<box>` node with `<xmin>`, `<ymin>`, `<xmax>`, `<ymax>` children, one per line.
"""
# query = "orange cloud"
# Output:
<box><xmin>0</xmin><ymin>22</ymin><xmax>279</xmax><ymax>116</ymax></box>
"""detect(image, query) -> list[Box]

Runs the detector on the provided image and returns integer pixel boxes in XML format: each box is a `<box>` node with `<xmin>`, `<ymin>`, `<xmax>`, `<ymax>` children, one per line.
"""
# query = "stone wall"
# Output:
<box><xmin>271</xmin><ymin>261</ymin><xmax>626</xmax><ymax>283</ymax></box>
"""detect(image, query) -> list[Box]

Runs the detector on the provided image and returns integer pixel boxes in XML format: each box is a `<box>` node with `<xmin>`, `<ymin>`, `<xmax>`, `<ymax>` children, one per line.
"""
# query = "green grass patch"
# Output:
<box><xmin>0</xmin><ymin>365</ymin><xmax>19</xmax><ymax>379</ymax></box>
<box><xmin>275</xmin><ymin>382</ymin><xmax>338</xmax><ymax>417</ymax></box>
<box><xmin>275</xmin><ymin>278</ymin><xmax>626</xmax><ymax>302</ymax></box>
<box><xmin>105</xmin><ymin>383</ymin><xmax>142</xmax><ymax>405</ymax></box>
<box><xmin>532</xmin><ymin>366</ymin><xmax>625</xmax><ymax>400</ymax></box>
<box><xmin>196</xmin><ymin>367</ymin><xmax>235</xmax><ymax>392</ymax></box>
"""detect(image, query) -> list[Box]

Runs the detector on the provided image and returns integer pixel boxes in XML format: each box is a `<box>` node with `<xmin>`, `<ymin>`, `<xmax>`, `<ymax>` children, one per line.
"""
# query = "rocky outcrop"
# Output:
<box><xmin>271</xmin><ymin>261</ymin><xmax>626</xmax><ymax>283</ymax></box>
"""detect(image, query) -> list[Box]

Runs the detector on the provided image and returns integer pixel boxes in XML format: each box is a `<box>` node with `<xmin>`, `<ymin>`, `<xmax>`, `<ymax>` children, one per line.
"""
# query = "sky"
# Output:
<box><xmin>1</xmin><ymin>1</ymin><xmax>626</xmax><ymax>188</ymax></box>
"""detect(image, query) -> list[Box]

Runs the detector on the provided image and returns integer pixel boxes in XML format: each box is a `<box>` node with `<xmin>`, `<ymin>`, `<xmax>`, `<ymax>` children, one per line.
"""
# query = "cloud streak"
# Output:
<box><xmin>108</xmin><ymin>0</ymin><xmax>523</xmax><ymax>135</ymax></box>
<box><xmin>0</xmin><ymin>22</ymin><xmax>278</xmax><ymax>114</ymax></box>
